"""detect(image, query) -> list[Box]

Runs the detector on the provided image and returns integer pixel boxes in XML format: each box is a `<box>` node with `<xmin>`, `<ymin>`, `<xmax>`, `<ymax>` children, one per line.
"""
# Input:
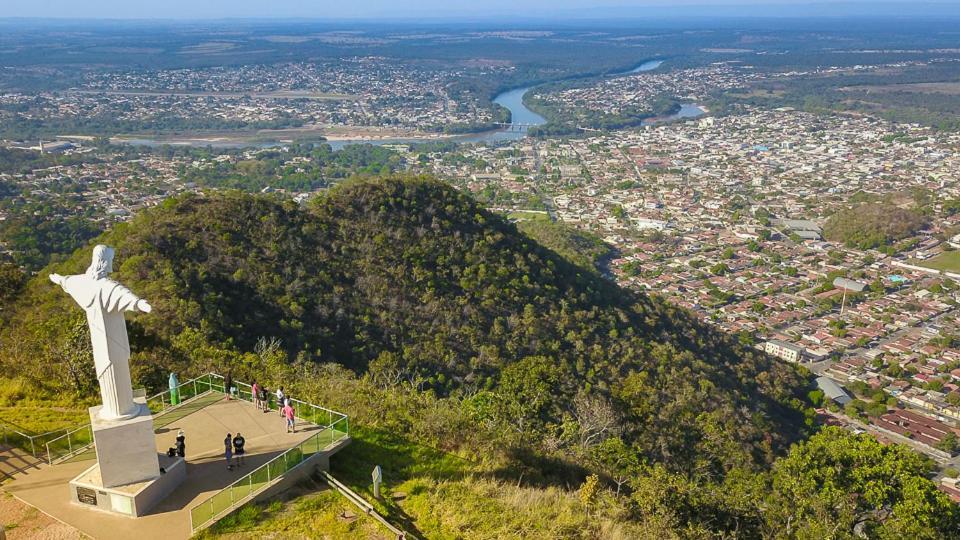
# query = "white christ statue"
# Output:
<box><xmin>50</xmin><ymin>245</ymin><xmax>152</xmax><ymax>421</ymax></box>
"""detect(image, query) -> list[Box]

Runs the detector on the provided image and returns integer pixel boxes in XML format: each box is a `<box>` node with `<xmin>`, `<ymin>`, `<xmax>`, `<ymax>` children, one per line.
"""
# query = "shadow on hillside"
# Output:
<box><xmin>330</xmin><ymin>430</ymin><xmax>471</xmax><ymax>486</ymax></box>
<box><xmin>482</xmin><ymin>445</ymin><xmax>592</xmax><ymax>490</ymax></box>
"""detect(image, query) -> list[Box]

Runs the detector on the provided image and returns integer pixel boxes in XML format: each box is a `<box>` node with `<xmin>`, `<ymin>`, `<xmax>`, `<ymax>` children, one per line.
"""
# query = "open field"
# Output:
<box><xmin>109</xmin><ymin>122</ymin><xmax>457</xmax><ymax>148</ymax></box>
<box><xmin>914</xmin><ymin>251</ymin><xmax>960</xmax><ymax>273</ymax></box>
<box><xmin>842</xmin><ymin>81</ymin><xmax>960</xmax><ymax>95</ymax></box>
<box><xmin>506</xmin><ymin>210</ymin><xmax>552</xmax><ymax>222</ymax></box>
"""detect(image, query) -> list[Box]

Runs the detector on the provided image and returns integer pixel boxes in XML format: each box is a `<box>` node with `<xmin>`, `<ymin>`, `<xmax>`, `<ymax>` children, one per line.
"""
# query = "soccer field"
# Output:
<box><xmin>916</xmin><ymin>251</ymin><xmax>960</xmax><ymax>273</ymax></box>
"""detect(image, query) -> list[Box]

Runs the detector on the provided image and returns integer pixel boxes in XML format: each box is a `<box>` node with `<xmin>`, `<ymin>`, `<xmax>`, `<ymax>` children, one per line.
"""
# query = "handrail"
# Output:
<box><xmin>227</xmin><ymin>378</ymin><xmax>349</xmax><ymax>435</ymax></box>
<box><xmin>189</xmin><ymin>414</ymin><xmax>349</xmax><ymax>532</ymax></box>
<box><xmin>0</xmin><ymin>417</ymin><xmax>77</xmax><ymax>459</ymax></box>
<box><xmin>188</xmin><ymin>373</ymin><xmax>349</xmax><ymax>532</ymax></box>
<box><xmin>44</xmin><ymin>373</ymin><xmax>222</xmax><ymax>465</ymax></box>
<box><xmin>320</xmin><ymin>470</ymin><xmax>415</xmax><ymax>540</ymax></box>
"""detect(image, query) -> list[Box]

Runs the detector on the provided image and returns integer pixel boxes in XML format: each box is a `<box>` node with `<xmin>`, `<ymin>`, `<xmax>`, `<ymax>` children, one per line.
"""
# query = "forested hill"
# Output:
<box><xmin>2</xmin><ymin>175</ymin><xmax>809</xmax><ymax>475</ymax></box>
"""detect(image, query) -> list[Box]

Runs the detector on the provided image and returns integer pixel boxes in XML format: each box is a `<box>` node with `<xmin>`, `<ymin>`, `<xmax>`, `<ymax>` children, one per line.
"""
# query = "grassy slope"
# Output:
<box><xmin>0</xmin><ymin>378</ymin><xmax>91</xmax><ymax>435</ymax></box>
<box><xmin>206</xmin><ymin>428</ymin><xmax>659</xmax><ymax>540</ymax></box>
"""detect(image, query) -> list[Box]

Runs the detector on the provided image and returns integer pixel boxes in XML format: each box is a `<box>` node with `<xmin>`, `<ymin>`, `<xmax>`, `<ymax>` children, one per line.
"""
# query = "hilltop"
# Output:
<box><xmin>2</xmin><ymin>175</ymin><xmax>807</xmax><ymax>472</ymax></box>
<box><xmin>2</xmin><ymin>176</ymin><xmax>956</xmax><ymax>537</ymax></box>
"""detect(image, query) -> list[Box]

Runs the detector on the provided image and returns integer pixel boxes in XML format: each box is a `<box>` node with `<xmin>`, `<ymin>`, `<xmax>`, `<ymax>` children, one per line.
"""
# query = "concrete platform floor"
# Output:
<box><xmin>3</xmin><ymin>395</ymin><xmax>322</xmax><ymax>540</ymax></box>
<box><xmin>0</xmin><ymin>444</ymin><xmax>44</xmax><ymax>483</ymax></box>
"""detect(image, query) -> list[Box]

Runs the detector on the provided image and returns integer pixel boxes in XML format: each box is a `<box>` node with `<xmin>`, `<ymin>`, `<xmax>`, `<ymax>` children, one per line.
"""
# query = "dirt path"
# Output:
<box><xmin>0</xmin><ymin>491</ymin><xmax>83</xmax><ymax>540</ymax></box>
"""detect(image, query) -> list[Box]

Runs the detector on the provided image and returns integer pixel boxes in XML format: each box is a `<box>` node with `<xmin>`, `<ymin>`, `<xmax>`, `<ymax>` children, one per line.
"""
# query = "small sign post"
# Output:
<box><xmin>372</xmin><ymin>465</ymin><xmax>383</xmax><ymax>498</ymax></box>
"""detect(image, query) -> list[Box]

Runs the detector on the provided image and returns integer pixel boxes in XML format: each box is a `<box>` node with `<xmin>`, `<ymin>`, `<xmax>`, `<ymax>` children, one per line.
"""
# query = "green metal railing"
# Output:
<box><xmin>0</xmin><ymin>418</ymin><xmax>73</xmax><ymax>460</ymax></box>
<box><xmin>189</xmin><ymin>411</ymin><xmax>349</xmax><ymax>532</ymax></box>
<box><xmin>44</xmin><ymin>373</ymin><xmax>223</xmax><ymax>464</ymax></box>
<box><xmin>231</xmin><ymin>379</ymin><xmax>346</xmax><ymax>430</ymax></box>
<box><xmin>29</xmin><ymin>371</ymin><xmax>349</xmax><ymax>533</ymax></box>
<box><xmin>146</xmin><ymin>373</ymin><xmax>222</xmax><ymax>416</ymax></box>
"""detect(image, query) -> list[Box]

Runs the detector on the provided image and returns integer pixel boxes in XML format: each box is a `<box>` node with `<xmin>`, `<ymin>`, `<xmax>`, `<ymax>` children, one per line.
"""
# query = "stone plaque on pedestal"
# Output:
<box><xmin>76</xmin><ymin>487</ymin><xmax>97</xmax><ymax>505</ymax></box>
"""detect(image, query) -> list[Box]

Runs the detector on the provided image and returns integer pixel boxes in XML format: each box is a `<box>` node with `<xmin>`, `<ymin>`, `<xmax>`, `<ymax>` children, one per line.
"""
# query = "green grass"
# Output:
<box><xmin>199</xmin><ymin>488</ymin><xmax>388</xmax><ymax>539</ymax></box>
<box><xmin>506</xmin><ymin>210</ymin><xmax>552</xmax><ymax>223</ymax></box>
<box><xmin>913</xmin><ymin>251</ymin><xmax>960</xmax><ymax>273</ymax></box>
<box><xmin>0</xmin><ymin>378</ymin><xmax>90</xmax><ymax>436</ymax></box>
<box><xmin>0</xmin><ymin>406</ymin><xmax>87</xmax><ymax>435</ymax></box>
<box><xmin>205</xmin><ymin>427</ymin><xmax>647</xmax><ymax>540</ymax></box>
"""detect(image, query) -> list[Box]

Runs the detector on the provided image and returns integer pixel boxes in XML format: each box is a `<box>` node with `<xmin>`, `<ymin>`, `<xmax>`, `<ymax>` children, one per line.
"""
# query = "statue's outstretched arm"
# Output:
<box><xmin>49</xmin><ymin>274</ymin><xmax>65</xmax><ymax>287</ymax></box>
<box><xmin>102</xmin><ymin>282</ymin><xmax>152</xmax><ymax>314</ymax></box>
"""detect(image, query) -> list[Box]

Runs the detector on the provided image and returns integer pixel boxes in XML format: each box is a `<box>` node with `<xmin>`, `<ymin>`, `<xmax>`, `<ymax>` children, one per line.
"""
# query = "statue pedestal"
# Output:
<box><xmin>69</xmin><ymin>453</ymin><xmax>185</xmax><ymax>517</ymax></box>
<box><xmin>68</xmin><ymin>396</ymin><xmax>185</xmax><ymax>517</ymax></box>
<box><xmin>88</xmin><ymin>398</ymin><xmax>158</xmax><ymax>488</ymax></box>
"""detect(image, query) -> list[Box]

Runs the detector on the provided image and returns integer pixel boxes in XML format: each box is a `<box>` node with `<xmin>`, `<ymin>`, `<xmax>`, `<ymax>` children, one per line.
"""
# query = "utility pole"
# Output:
<box><xmin>840</xmin><ymin>285</ymin><xmax>848</xmax><ymax>318</ymax></box>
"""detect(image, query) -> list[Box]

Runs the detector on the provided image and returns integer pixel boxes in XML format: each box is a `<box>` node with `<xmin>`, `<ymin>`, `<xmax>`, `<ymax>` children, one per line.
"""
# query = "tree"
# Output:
<box><xmin>578</xmin><ymin>474</ymin><xmax>601</xmax><ymax>509</ymax></box>
<box><xmin>807</xmin><ymin>389</ymin><xmax>825</xmax><ymax>407</ymax></box>
<box><xmin>0</xmin><ymin>262</ymin><xmax>25</xmax><ymax>312</ymax></box>
<box><xmin>767</xmin><ymin>427</ymin><xmax>960</xmax><ymax>538</ymax></box>
<box><xmin>572</xmin><ymin>392</ymin><xmax>619</xmax><ymax>449</ymax></box>
<box><xmin>823</xmin><ymin>202</ymin><xmax>928</xmax><ymax>250</ymax></box>
<box><xmin>591</xmin><ymin>437</ymin><xmax>640</xmax><ymax>496</ymax></box>
<box><xmin>936</xmin><ymin>432</ymin><xmax>959</xmax><ymax>454</ymax></box>
<box><xmin>51</xmin><ymin>314</ymin><xmax>96</xmax><ymax>396</ymax></box>
<box><xmin>710</xmin><ymin>263</ymin><xmax>730</xmax><ymax>275</ymax></box>
<box><xmin>498</xmin><ymin>356</ymin><xmax>566</xmax><ymax>434</ymax></box>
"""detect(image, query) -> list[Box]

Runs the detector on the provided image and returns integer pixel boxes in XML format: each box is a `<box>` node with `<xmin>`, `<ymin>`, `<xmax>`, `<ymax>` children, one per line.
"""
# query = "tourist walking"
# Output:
<box><xmin>224</xmin><ymin>433</ymin><xmax>234</xmax><ymax>470</ymax></box>
<box><xmin>252</xmin><ymin>381</ymin><xmax>261</xmax><ymax>410</ymax></box>
<box><xmin>260</xmin><ymin>385</ymin><xmax>269</xmax><ymax>413</ymax></box>
<box><xmin>283</xmin><ymin>401</ymin><xmax>296</xmax><ymax>433</ymax></box>
<box><xmin>232</xmin><ymin>432</ymin><xmax>246</xmax><ymax>466</ymax></box>
<box><xmin>276</xmin><ymin>386</ymin><xmax>285</xmax><ymax>416</ymax></box>
<box><xmin>224</xmin><ymin>372</ymin><xmax>233</xmax><ymax>400</ymax></box>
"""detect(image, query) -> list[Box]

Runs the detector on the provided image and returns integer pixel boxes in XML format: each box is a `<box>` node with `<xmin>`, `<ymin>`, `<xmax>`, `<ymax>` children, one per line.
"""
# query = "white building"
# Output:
<box><xmin>765</xmin><ymin>339</ymin><xmax>805</xmax><ymax>363</ymax></box>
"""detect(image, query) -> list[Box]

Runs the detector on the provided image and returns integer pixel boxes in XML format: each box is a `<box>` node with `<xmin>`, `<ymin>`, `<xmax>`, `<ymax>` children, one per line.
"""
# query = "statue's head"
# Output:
<box><xmin>86</xmin><ymin>245</ymin><xmax>115</xmax><ymax>279</ymax></box>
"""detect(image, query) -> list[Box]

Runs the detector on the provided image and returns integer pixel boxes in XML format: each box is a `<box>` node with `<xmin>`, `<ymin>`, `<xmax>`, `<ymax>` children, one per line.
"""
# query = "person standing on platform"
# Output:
<box><xmin>224</xmin><ymin>433</ymin><xmax>234</xmax><ymax>470</ymax></box>
<box><xmin>251</xmin><ymin>381</ymin><xmax>261</xmax><ymax>410</ymax></box>
<box><xmin>232</xmin><ymin>432</ymin><xmax>246</xmax><ymax>467</ymax></box>
<box><xmin>276</xmin><ymin>386</ymin><xmax>285</xmax><ymax>416</ymax></box>
<box><xmin>224</xmin><ymin>373</ymin><xmax>233</xmax><ymax>400</ymax></box>
<box><xmin>176</xmin><ymin>429</ymin><xmax>186</xmax><ymax>458</ymax></box>
<box><xmin>282</xmin><ymin>401</ymin><xmax>296</xmax><ymax>433</ymax></box>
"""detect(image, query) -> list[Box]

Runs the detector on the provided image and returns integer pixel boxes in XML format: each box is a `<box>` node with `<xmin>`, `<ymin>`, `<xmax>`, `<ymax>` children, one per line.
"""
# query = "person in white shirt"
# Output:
<box><xmin>276</xmin><ymin>387</ymin><xmax>285</xmax><ymax>416</ymax></box>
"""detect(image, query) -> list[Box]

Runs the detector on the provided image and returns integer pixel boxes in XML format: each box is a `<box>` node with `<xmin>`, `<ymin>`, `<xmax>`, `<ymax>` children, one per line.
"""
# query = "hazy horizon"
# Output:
<box><xmin>2</xmin><ymin>0</ymin><xmax>959</xmax><ymax>21</ymax></box>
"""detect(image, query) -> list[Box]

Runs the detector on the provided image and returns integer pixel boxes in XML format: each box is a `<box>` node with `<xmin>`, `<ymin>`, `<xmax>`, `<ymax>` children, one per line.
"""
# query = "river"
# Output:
<box><xmin>117</xmin><ymin>59</ymin><xmax>703</xmax><ymax>150</ymax></box>
<box><xmin>465</xmin><ymin>58</ymin><xmax>703</xmax><ymax>142</ymax></box>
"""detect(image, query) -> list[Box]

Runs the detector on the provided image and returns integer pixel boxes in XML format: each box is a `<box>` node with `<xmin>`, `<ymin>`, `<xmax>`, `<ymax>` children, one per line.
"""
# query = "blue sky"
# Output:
<box><xmin>0</xmin><ymin>0</ymin><xmax>951</xmax><ymax>20</ymax></box>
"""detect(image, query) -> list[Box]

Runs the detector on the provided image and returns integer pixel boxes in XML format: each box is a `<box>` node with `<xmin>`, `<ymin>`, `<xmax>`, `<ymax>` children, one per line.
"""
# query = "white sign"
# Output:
<box><xmin>372</xmin><ymin>465</ymin><xmax>382</xmax><ymax>498</ymax></box>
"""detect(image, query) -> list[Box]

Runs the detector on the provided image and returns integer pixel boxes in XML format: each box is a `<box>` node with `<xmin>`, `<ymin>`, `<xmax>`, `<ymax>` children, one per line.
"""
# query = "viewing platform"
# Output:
<box><xmin>2</xmin><ymin>374</ymin><xmax>350</xmax><ymax>539</ymax></box>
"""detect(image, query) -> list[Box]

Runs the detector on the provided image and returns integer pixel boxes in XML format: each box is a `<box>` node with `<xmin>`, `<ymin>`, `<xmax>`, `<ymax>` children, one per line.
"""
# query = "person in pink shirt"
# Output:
<box><xmin>251</xmin><ymin>381</ymin><xmax>261</xmax><ymax>410</ymax></box>
<box><xmin>282</xmin><ymin>402</ymin><xmax>295</xmax><ymax>433</ymax></box>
